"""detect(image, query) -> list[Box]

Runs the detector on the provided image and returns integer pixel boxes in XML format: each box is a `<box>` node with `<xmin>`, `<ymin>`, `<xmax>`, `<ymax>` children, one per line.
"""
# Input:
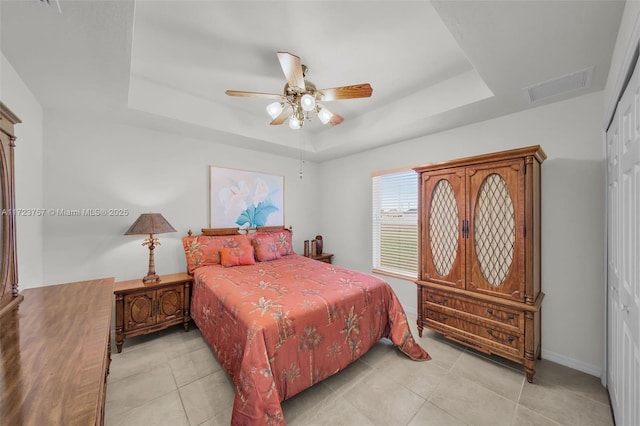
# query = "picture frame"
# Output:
<box><xmin>209</xmin><ymin>166</ymin><xmax>284</xmax><ymax>229</ymax></box>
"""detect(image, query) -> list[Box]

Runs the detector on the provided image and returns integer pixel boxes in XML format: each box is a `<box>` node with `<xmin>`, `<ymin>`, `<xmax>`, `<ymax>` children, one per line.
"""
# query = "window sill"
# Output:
<box><xmin>372</xmin><ymin>268</ymin><xmax>417</xmax><ymax>282</ymax></box>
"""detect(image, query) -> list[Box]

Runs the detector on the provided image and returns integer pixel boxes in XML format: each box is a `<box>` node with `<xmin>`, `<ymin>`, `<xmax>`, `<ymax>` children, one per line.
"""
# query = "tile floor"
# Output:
<box><xmin>105</xmin><ymin>315</ymin><xmax>614</xmax><ymax>426</ymax></box>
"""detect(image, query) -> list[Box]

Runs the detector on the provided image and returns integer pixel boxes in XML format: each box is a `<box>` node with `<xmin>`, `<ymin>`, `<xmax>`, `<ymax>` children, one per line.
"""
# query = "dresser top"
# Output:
<box><xmin>0</xmin><ymin>277</ymin><xmax>114</xmax><ymax>425</ymax></box>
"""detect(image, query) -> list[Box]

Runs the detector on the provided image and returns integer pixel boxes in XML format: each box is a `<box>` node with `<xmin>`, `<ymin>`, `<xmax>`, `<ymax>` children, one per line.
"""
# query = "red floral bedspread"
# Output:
<box><xmin>191</xmin><ymin>254</ymin><xmax>430</xmax><ymax>425</ymax></box>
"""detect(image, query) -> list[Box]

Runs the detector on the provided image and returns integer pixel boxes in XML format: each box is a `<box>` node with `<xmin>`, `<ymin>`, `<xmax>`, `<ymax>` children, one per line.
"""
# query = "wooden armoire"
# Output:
<box><xmin>414</xmin><ymin>145</ymin><xmax>545</xmax><ymax>382</ymax></box>
<box><xmin>0</xmin><ymin>102</ymin><xmax>21</xmax><ymax>317</ymax></box>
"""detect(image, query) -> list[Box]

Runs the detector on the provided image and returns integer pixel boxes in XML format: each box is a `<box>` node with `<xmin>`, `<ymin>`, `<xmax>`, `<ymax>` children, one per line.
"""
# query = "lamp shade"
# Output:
<box><xmin>266</xmin><ymin>102</ymin><xmax>283</xmax><ymax>119</ymax></box>
<box><xmin>300</xmin><ymin>94</ymin><xmax>316</xmax><ymax>112</ymax></box>
<box><xmin>317</xmin><ymin>107</ymin><xmax>333</xmax><ymax>125</ymax></box>
<box><xmin>288</xmin><ymin>116</ymin><xmax>301</xmax><ymax>130</ymax></box>
<box><xmin>125</xmin><ymin>213</ymin><xmax>176</xmax><ymax>236</ymax></box>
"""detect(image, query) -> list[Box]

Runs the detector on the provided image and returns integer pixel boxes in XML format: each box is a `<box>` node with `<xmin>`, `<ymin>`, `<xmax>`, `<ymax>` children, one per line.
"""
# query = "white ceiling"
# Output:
<box><xmin>0</xmin><ymin>0</ymin><xmax>625</xmax><ymax>162</ymax></box>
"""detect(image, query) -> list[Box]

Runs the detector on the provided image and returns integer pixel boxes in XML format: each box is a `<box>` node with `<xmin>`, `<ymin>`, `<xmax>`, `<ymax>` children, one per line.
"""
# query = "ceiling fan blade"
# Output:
<box><xmin>277</xmin><ymin>52</ymin><xmax>306</xmax><ymax>91</ymax></box>
<box><xmin>319</xmin><ymin>84</ymin><xmax>373</xmax><ymax>101</ymax></box>
<box><xmin>329</xmin><ymin>112</ymin><xmax>344</xmax><ymax>126</ymax></box>
<box><xmin>270</xmin><ymin>105</ymin><xmax>293</xmax><ymax>125</ymax></box>
<box><xmin>319</xmin><ymin>106</ymin><xmax>344</xmax><ymax>126</ymax></box>
<box><xmin>226</xmin><ymin>90</ymin><xmax>283</xmax><ymax>99</ymax></box>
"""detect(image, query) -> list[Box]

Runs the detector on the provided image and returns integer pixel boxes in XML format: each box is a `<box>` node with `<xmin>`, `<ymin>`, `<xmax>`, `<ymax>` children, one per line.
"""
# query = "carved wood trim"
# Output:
<box><xmin>414</xmin><ymin>145</ymin><xmax>546</xmax><ymax>173</ymax></box>
<box><xmin>198</xmin><ymin>225</ymin><xmax>293</xmax><ymax>236</ymax></box>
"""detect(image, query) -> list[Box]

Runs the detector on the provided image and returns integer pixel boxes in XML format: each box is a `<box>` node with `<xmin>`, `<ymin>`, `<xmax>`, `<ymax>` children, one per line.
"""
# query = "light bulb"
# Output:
<box><xmin>288</xmin><ymin>116</ymin><xmax>301</xmax><ymax>130</ymax></box>
<box><xmin>266</xmin><ymin>102</ymin><xmax>283</xmax><ymax>119</ymax></box>
<box><xmin>317</xmin><ymin>107</ymin><xmax>333</xmax><ymax>125</ymax></box>
<box><xmin>300</xmin><ymin>94</ymin><xmax>316</xmax><ymax>112</ymax></box>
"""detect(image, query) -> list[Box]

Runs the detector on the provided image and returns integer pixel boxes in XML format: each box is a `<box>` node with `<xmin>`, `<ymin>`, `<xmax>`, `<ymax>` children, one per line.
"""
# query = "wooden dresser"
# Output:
<box><xmin>414</xmin><ymin>146</ymin><xmax>545</xmax><ymax>382</ymax></box>
<box><xmin>0</xmin><ymin>278</ymin><xmax>114</xmax><ymax>425</ymax></box>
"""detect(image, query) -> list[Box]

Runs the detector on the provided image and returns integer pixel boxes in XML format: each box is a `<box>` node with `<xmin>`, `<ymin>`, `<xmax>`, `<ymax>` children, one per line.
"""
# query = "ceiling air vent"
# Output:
<box><xmin>524</xmin><ymin>66</ymin><xmax>594</xmax><ymax>103</ymax></box>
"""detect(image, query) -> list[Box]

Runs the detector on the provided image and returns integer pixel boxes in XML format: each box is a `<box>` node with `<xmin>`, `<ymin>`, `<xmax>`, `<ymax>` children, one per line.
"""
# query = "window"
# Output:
<box><xmin>372</xmin><ymin>169</ymin><xmax>418</xmax><ymax>279</ymax></box>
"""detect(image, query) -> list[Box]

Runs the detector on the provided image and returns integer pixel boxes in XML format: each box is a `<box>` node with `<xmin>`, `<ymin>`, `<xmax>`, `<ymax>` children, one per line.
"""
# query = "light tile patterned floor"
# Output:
<box><xmin>105</xmin><ymin>315</ymin><xmax>613</xmax><ymax>426</ymax></box>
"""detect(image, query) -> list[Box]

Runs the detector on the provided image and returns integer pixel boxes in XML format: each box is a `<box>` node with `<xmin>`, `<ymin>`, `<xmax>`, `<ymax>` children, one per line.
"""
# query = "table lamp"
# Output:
<box><xmin>125</xmin><ymin>213</ymin><xmax>176</xmax><ymax>283</ymax></box>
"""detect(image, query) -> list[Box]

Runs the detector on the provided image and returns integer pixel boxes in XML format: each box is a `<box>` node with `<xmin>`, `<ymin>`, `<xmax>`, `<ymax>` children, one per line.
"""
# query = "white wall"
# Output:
<box><xmin>319</xmin><ymin>91</ymin><xmax>606</xmax><ymax>376</ymax></box>
<box><xmin>41</xmin><ymin>111</ymin><xmax>320</xmax><ymax>285</ymax></box>
<box><xmin>0</xmin><ymin>53</ymin><xmax>44</xmax><ymax>289</ymax></box>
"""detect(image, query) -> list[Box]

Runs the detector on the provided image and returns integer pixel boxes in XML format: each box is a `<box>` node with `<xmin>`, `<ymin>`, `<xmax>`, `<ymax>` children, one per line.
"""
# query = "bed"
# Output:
<box><xmin>182</xmin><ymin>227</ymin><xmax>430</xmax><ymax>425</ymax></box>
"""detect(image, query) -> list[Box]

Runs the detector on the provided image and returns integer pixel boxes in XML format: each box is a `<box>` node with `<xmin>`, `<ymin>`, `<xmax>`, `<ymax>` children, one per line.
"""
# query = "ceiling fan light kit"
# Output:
<box><xmin>300</xmin><ymin>94</ymin><xmax>316</xmax><ymax>111</ymax></box>
<box><xmin>317</xmin><ymin>107</ymin><xmax>333</xmax><ymax>125</ymax></box>
<box><xmin>226</xmin><ymin>52</ymin><xmax>372</xmax><ymax>130</ymax></box>
<box><xmin>266</xmin><ymin>102</ymin><xmax>283</xmax><ymax>119</ymax></box>
<box><xmin>288</xmin><ymin>115</ymin><xmax>301</xmax><ymax>130</ymax></box>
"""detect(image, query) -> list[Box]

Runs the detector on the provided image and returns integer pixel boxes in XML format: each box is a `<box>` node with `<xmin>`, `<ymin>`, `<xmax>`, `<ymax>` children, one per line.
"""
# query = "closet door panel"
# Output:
<box><xmin>618</xmin><ymin>60</ymin><xmax>640</xmax><ymax>426</ymax></box>
<box><xmin>607</xmin><ymin>53</ymin><xmax>640</xmax><ymax>426</ymax></box>
<box><xmin>606</xmin><ymin>103</ymin><xmax>621</xmax><ymax>419</ymax></box>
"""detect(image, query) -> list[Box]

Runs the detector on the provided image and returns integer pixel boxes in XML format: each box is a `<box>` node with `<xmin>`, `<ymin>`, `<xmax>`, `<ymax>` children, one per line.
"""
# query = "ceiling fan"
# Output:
<box><xmin>226</xmin><ymin>52</ymin><xmax>373</xmax><ymax>130</ymax></box>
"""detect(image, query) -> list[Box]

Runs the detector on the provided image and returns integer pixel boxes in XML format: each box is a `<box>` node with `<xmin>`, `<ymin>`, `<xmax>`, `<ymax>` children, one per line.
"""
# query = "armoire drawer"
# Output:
<box><xmin>425</xmin><ymin>307</ymin><xmax>523</xmax><ymax>356</ymax></box>
<box><xmin>424</xmin><ymin>288</ymin><xmax>523</xmax><ymax>331</ymax></box>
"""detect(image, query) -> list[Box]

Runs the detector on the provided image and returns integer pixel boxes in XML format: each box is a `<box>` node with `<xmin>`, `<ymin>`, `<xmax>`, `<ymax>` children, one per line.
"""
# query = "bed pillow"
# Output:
<box><xmin>252</xmin><ymin>235</ymin><xmax>282</xmax><ymax>262</ymax></box>
<box><xmin>220</xmin><ymin>246</ymin><xmax>256</xmax><ymax>267</ymax></box>
<box><xmin>255</xmin><ymin>229</ymin><xmax>295</xmax><ymax>256</ymax></box>
<box><xmin>182</xmin><ymin>234</ymin><xmax>252</xmax><ymax>273</ymax></box>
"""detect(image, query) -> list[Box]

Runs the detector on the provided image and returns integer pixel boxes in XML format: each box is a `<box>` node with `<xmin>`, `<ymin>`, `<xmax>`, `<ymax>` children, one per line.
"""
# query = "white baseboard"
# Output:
<box><xmin>541</xmin><ymin>349</ymin><xmax>602</xmax><ymax>378</ymax></box>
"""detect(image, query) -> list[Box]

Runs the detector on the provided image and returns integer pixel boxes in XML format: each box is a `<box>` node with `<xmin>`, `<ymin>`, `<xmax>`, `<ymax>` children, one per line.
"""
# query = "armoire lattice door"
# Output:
<box><xmin>415</xmin><ymin>146</ymin><xmax>545</xmax><ymax>382</ymax></box>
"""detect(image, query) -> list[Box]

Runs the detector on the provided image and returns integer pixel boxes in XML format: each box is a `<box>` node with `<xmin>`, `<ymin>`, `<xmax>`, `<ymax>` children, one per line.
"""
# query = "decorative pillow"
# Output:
<box><xmin>220</xmin><ymin>246</ymin><xmax>256</xmax><ymax>267</ymax></box>
<box><xmin>182</xmin><ymin>234</ymin><xmax>252</xmax><ymax>273</ymax></box>
<box><xmin>252</xmin><ymin>236</ymin><xmax>282</xmax><ymax>262</ymax></box>
<box><xmin>255</xmin><ymin>229</ymin><xmax>294</xmax><ymax>256</ymax></box>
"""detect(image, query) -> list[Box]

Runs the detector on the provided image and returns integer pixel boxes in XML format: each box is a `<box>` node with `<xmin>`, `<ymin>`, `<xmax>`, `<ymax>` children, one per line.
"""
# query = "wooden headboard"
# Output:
<box><xmin>187</xmin><ymin>226</ymin><xmax>292</xmax><ymax>237</ymax></box>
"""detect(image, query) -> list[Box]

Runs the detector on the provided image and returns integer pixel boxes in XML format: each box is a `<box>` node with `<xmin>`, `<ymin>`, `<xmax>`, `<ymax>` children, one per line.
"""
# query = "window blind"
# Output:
<box><xmin>372</xmin><ymin>169</ymin><xmax>418</xmax><ymax>278</ymax></box>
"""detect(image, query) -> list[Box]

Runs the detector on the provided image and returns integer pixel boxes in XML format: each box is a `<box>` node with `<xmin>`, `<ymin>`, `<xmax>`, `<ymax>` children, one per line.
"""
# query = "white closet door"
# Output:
<box><xmin>606</xmin><ymin>98</ymin><xmax>620</xmax><ymax>421</ymax></box>
<box><xmin>608</xmin><ymin>53</ymin><xmax>640</xmax><ymax>426</ymax></box>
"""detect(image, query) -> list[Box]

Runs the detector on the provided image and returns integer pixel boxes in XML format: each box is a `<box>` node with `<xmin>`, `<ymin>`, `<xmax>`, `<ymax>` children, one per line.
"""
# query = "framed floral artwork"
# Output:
<box><xmin>210</xmin><ymin>166</ymin><xmax>284</xmax><ymax>229</ymax></box>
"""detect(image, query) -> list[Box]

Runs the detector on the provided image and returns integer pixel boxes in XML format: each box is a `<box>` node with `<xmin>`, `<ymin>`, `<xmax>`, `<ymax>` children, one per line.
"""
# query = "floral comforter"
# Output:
<box><xmin>191</xmin><ymin>254</ymin><xmax>430</xmax><ymax>425</ymax></box>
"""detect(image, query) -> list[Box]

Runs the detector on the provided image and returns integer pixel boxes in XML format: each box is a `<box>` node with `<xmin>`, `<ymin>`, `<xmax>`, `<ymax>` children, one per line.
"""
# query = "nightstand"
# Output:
<box><xmin>311</xmin><ymin>253</ymin><xmax>333</xmax><ymax>264</ymax></box>
<box><xmin>114</xmin><ymin>272</ymin><xmax>192</xmax><ymax>353</ymax></box>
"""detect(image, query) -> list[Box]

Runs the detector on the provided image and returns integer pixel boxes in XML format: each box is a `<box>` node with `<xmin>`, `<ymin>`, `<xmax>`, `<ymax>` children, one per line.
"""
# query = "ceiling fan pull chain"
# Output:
<box><xmin>299</xmin><ymin>132</ymin><xmax>306</xmax><ymax>180</ymax></box>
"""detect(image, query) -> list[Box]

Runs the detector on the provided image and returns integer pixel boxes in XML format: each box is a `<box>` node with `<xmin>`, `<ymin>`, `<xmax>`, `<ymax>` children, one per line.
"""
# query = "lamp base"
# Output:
<box><xmin>142</xmin><ymin>238</ymin><xmax>160</xmax><ymax>284</ymax></box>
<box><xmin>142</xmin><ymin>273</ymin><xmax>160</xmax><ymax>284</ymax></box>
